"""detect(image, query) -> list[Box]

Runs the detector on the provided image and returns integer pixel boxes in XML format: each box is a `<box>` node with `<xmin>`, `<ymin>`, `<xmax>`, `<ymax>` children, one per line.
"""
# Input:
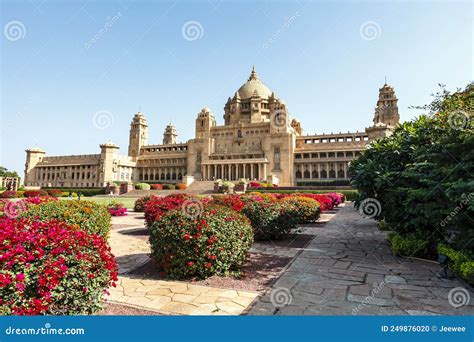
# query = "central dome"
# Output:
<box><xmin>237</xmin><ymin>66</ymin><xmax>273</xmax><ymax>99</ymax></box>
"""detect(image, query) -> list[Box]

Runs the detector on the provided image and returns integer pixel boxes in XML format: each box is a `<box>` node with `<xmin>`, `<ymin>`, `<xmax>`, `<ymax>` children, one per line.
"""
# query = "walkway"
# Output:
<box><xmin>248</xmin><ymin>204</ymin><xmax>474</xmax><ymax>315</ymax></box>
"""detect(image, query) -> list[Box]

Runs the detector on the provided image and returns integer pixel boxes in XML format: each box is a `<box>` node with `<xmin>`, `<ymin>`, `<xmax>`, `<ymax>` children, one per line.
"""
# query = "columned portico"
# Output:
<box><xmin>201</xmin><ymin>158</ymin><xmax>268</xmax><ymax>181</ymax></box>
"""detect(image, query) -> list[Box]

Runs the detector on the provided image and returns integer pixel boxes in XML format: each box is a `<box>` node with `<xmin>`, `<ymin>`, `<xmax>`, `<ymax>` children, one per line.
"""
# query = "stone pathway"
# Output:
<box><xmin>107</xmin><ymin>276</ymin><xmax>257</xmax><ymax>315</ymax></box>
<box><xmin>109</xmin><ymin>212</ymin><xmax>150</xmax><ymax>274</ymax></box>
<box><xmin>248</xmin><ymin>204</ymin><xmax>474</xmax><ymax>316</ymax></box>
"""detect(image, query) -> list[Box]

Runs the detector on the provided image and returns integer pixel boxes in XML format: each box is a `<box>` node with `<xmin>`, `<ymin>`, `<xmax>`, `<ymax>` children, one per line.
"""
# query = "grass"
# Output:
<box><xmin>59</xmin><ymin>197</ymin><xmax>138</xmax><ymax>209</ymax></box>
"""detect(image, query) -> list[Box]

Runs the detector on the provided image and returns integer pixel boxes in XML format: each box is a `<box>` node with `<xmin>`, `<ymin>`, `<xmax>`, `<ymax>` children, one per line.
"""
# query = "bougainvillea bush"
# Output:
<box><xmin>0</xmin><ymin>191</ymin><xmax>18</xmax><ymax>199</ymax></box>
<box><xmin>150</xmin><ymin>184</ymin><xmax>163</xmax><ymax>190</ymax></box>
<box><xmin>46</xmin><ymin>189</ymin><xmax>63</xmax><ymax>197</ymax></box>
<box><xmin>23</xmin><ymin>190</ymin><xmax>48</xmax><ymax>198</ymax></box>
<box><xmin>144</xmin><ymin>194</ymin><xmax>211</xmax><ymax>227</ymax></box>
<box><xmin>279</xmin><ymin>196</ymin><xmax>320</xmax><ymax>224</ymax></box>
<box><xmin>242</xmin><ymin>200</ymin><xmax>298</xmax><ymax>240</ymax></box>
<box><xmin>21</xmin><ymin>200</ymin><xmax>111</xmax><ymax>238</ymax></box>
<box><xmin>107</xmin><ymin>201</ymin><xmax>127</xmax><ymax>216</ymax></box>
<box><xmin>149</xmin><ymin>205</ymin><xmax>253</xmax><ymax>279</ymax></box>
<box><xmin>134</xmin><ymin>195</ymin><xmax>157</xmax><ymax>212</ymax></box>
<box><xmin>0</xmin><ymin>218</ymin><xmax>118</xmax><ymax>315</ymax></box>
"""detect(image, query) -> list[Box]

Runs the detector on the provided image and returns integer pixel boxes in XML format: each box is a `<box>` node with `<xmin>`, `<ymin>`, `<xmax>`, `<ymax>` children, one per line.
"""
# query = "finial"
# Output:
<box><xmin>248</xmin><ymin>65</ymin><xmax>259</xmax><ymax>81</ymax></box>
<box><xmin>384</xmin><ymin>76</ymin><xmax>387</xmax><ymax>85</ymax></box>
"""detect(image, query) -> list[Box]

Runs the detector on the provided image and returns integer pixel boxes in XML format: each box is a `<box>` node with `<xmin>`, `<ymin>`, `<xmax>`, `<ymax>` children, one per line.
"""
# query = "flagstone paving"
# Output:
<box><xmin>106</xmin><ymin>276</ymin><xmax>258</xmax><ymax>315</ymax></box>
<box><xmin>247</xmin><ymin>204</ymin><xmax>474</xmax><ymax>316</ymax></box>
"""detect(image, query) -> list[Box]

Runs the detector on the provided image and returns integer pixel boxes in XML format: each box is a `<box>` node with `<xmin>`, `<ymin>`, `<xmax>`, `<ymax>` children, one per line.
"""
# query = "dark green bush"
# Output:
<box><xmin>242</xmin><ymin>200</ymin><xmax>298</xmax><ymax>240</ymax></box>
<box><xmin>350</xmin><ymin>83</ymin><xmax>474</xmax><ymax>255</ymax></box>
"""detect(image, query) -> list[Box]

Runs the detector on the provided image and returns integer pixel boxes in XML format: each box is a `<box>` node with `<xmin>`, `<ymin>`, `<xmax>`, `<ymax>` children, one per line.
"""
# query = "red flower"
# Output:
<box><xmin>183</xmin><ymin>234</ymin><xmax>191</xmax><ymax>241</ymax></box>
<box><xmin>205</xmin><ymin>262</ymin><xmax>211</xmax><ymax>268</ymax></box>
<box><xmin>16</xmin><ymin>273</ymin><xmax>25</xmax><ymax>281</ymax></box>
<box><xmin>186</xmin><ymin>261</ymin><xmax>194</xmax><ymax>267</ymax></box>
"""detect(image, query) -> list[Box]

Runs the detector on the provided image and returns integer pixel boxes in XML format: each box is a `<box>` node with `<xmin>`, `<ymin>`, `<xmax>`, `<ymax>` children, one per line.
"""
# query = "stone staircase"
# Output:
<box><xmin>185</xmin><ymin>181</ymin><xmax>215</xmax><ymax>194</ymax></box>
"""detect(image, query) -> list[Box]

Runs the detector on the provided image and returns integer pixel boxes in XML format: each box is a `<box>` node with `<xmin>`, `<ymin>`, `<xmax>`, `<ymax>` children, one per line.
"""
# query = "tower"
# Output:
<box><xmin>99</xmin><ymin>142</ymin><xmax>120</xmax><ymax>186</ymax></box>
<box><xmin>24</xmin><ymin>147</ymin><xmax>45</xmax><ymax>186</ymax></box>
<box><xmin>373</xmin><ymin>81</ymin><xmax>400</xmax><ymax>127</ymax></box>
<box><xmin>163</xmin><ymin>123</ymin><xmax>178</xmax><ymax>144</ymax></box>
<box><xmin>128</xmin><ymin>111</ymin><xmax>148</xmax><ymax>158</ymax></box>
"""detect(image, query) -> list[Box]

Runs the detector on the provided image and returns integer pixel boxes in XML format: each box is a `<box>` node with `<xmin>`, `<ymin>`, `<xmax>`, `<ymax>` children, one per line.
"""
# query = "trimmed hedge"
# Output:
<box><xmin>250</xmin><ymin>189</ymin><xmax>358</xmax><ymax>201</ymax></box>
<box><xmin>42</xmin><ymin>188</ymin><xmax>106</xmax><ymax>197</ymax></box>
<box><xmin>135</xmin><ymin>183</ymin><xmax>151</xmax><ymax>190</ymax></box>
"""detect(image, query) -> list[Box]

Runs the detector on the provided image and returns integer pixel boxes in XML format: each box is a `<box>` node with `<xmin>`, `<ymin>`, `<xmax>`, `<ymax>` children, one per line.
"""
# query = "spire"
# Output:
<box><xmin>248</xmin><ymin>65</ymin><xmax>259</xmax><ymax>81</ymax></box>
<box><xmin>384</xmin><ymin>76</ymin><xmax>387</xmax><ymax>86</ymax></box>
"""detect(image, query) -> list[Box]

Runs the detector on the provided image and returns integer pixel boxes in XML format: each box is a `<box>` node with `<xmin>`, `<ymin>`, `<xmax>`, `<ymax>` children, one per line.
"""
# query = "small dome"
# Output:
<box><xmin>237</xmin><ymin>66</ymin><xmax>273</xmax><ymax>99</ymax></box>
<box><xmin>26</xmin><ymin>146</ymin><xmax>45</xmax><ymax>153</ymax></box>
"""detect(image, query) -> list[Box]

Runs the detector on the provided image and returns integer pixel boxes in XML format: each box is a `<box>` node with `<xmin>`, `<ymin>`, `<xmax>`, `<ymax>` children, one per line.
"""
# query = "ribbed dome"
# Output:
<box><xmin>237</xmin><ymin>66</ymin><xmax>273</xmax><ymax>99</ymax></box>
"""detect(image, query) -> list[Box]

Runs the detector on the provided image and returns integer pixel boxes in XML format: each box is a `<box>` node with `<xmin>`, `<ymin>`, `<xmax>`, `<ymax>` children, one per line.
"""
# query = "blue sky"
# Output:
<box><xmin>1</xmin><ymin>0</ymin><xmax>472</xmax><ymax>175</ymax></box>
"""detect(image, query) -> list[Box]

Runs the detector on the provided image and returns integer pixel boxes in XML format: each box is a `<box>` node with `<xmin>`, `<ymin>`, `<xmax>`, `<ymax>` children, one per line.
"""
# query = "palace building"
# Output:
<box><xmin>24</xmin><ymin>67</ymin><xmax>400</xmax><ymax>188</ymax></box>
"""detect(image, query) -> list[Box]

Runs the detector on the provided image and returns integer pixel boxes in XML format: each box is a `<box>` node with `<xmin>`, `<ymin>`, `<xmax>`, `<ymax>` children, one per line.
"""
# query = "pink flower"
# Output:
<box><xmin>16</xmin><ymin>273</ymin><xmax>25</xmax><ymax>281</ymax></box>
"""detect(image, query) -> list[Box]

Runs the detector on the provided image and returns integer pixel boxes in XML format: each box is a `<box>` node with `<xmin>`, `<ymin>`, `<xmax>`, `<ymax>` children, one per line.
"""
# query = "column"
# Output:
<box><xmin>236</xmin><ymin>164</ymin><xmax>240</xmax><ymax>179</ymax></box>
<box><xmin>344</xmin><ymin>162</ymin><xmax>348</xmax><ymax>179</ymax></box>
<box><xmin>309</xmin><ymin>164</ymin><xmax>313</xmax><ymax>179</ymax></box>
<box><xmin>317</xmin><ymin>163</ymin><xmax>321</xmax><ymax>179</ymax></box>
<box><xmin>263</xmin><ymin>163</ymin><xmax>267</xmax><ymax>180</ymax></box>
<box><xmin>250</xmin><ymin>163</ymin><xmax>254</xmax><ymax>180</ymax></box>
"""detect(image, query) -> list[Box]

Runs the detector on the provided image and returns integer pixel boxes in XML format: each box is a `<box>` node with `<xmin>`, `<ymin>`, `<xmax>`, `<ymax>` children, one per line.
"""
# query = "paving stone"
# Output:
<box><xmin>384</xmin><ymin>275</ymin><xmax>407</xmax><ymax>285</ymax></box>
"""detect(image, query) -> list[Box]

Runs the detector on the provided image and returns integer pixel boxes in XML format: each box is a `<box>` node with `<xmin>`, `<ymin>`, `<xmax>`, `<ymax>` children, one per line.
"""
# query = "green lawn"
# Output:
<box><xmin>59</xmin><ymin>197</ymin><xmax>138</xmax><ymax>209</ymax></box>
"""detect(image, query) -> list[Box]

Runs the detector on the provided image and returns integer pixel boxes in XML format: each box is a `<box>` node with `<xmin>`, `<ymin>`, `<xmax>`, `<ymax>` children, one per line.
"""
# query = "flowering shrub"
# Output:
<box><xmin>0</xmin><ymin>191</ymin><xmax>18</xmax><ymax>199</ymax></box>
<box><xmin>135</xmin><ymin>183</ymin><xmax>151</xmax><ymax>190</ymax></box>
<box><xmin>0</xmin><ymin>218</ymin><xmax>117</xmax><ymax>315</ymax></box>
<box><xmin>327</xmin><ymin>192</ymin><xmax>344</xmax><ymax>206</ymax></box>
<box><xmin>23</xmin><ymin>190</ymin><xmax>48</xmax><ymax>198</ymax></box>
<box><xmin>144</xmin><ymin>194</ymin><xmax>193</xmax><ymax>227</ymax></box>
<box><xmin>22</xmin><ymin>196</ymin><xmax>58</xmax><ymax>206</ymax></box>
<box><xmin>242</xmin><ymin>200</ymin><xmax>298</xmax><ymax>240</ymax></box>
<box><xmin>280</xmin><ymin>196</ymin><xmax>320</xmax><ymax>223</ymax></box>
<box><xmin>46</xmin><ymin>189</ymin><xmax>63</xmax><ymax>197</ymax></box>
<box><xmin>162</xmin><ymin>184</ymin><xmax>175</xmax><ymax>190</ymax></box>
<box><xmin>149</xmin><ymin>205</ymin><xmax>253</xmax><ymax>279</ymax></box>
<box><xmin>134</xmin><ymin>195</ymin><xmax>157</xmax><ymax>212</ymax></box>
<box><xmin>22</xmin><ymin>200</ymin><xmax>111</xmax><ymax>238</ymax></box>
<box><xmin>107</xmin><ymin>201</ymin><xmax>127</xmax><ymax>216</ymax></box>
<box><xmin>212</xmin><ymin>195</ymin><xmax>246</xmax><ymax>212</ymax></box>
<box><xmin>248</xmin><ymin>181</ymin><xmax>262</xmax><ymax>189</ymax></box>
<box><xmin>150</xmin><ymin>184</ymin><xmax>163</xmax><ymax>190</ymax></box>
<box><xmin>175</xmin><ymin>183</ymin><xmax>187</xmax><ymax>190</ymax></box>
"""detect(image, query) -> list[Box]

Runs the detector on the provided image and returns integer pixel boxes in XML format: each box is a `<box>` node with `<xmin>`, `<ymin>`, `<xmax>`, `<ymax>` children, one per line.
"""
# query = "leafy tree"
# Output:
<box><xmin>350</xmin><ymin>83</ymin><xmax>473</xmax><ymax>256</ymax></box>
